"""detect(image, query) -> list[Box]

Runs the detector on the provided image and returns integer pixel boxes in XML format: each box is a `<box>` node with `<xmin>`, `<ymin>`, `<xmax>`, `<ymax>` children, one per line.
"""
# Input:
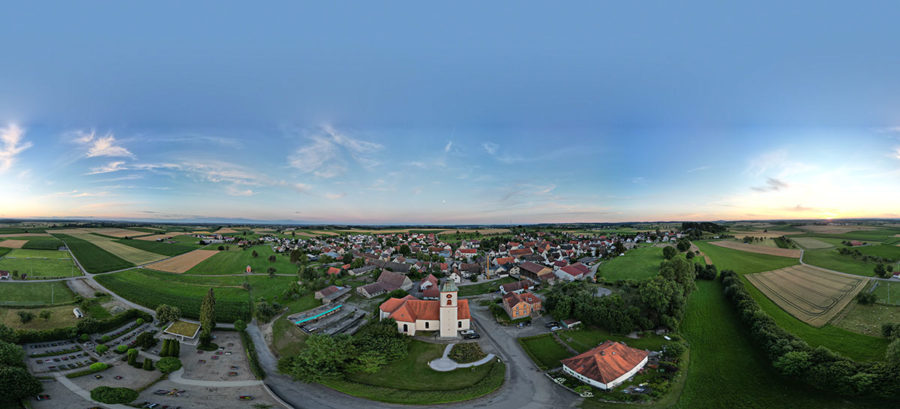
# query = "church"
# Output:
<box><xmin>379</xmin><ymin>281</ymin><xmax>471</xmax><ymax>338</ymax></box>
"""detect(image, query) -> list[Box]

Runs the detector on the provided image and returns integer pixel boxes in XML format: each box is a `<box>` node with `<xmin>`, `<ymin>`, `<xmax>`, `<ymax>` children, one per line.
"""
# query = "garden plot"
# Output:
<box><xmin>791</xmin><ymin>237</ymin><xmax>833</xmax><ymax>249</ymax></box>
<box><xmin>745</xmin><ymin>265</ymin><xmax>868</xmax><ymax>327</ymax></box>
<box><xmin>709</xmin><ymin>240</ymin><xmax>802</xmax><ymax>258</ymax></box>
<box><xmin>65</xmin><ymin>233</ymin><xmax>167</xmax><ymax>265</ymax></box>
<box><xmin>147</xmin><ymin>249</ymin><xmax>219</xmax><ymax>273</ymax></box>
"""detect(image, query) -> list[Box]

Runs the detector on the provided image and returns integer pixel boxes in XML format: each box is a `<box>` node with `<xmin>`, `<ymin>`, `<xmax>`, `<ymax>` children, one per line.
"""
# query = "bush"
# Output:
<box><xmin>89</xmin><ymin>362</ymin><xmax>107</xmax><ymax>371</ymax></box>
<box><xmin>100</xmin><ymin>335</ymin><xmax>111</xmax><ymax>343</ymax></box>
<box><xmin>855</xmin><ymin>292</ymin><xmax>877</xmax><ymax>305</ymax></box>
<box><xmin>79</xmin><ymin>333</ymin><xmax>90</xmax><ymax>342</ymax></box>
<box><xmin>234</xmin><ymin>320</ymin><xmax>247</xmax><ymax>332</ymax></box>
<box><xmin>239</xmin><ymin>330</ymin><xmax>265</xmax><ymax>379</ymax></box>
<box><xmin>90</xmin><ymin>386</ymin><xmax>138</xmax><ymax>404</ymax></box>
<box><xmin>66</xmin><ymin>362</ymin><xmax>109</xmax><ymax>378</ymax></box>
<box><xmin>95</xmin><ymin>345</ymin><xmax>109</xmax><ymax>355</ymax></box>
<box><xmin>127</xmin><ymin>349</ymin><xmax>138</xmax><ymax>366</ymax></box>
<box><xmin>448</xmin><ymin>343</ymin><xmax>486</xmax><ymax>364</ymax></box>
<box><xmin>156</xmin><ymin>357</ymin><xmax>182</xmax><ymax>373</ymax></box>
<box><xmin>17</xmin><ymin>311</ymin><xmax>34</xmax><ymax>323</ymax></box>
<box><xmin>142</xmin><ymin>358</ymin><xmax>154</xmax><ymax>371</ymax></box>
<box><xmin>136</xmin><ymin>318</ymin><xmax>144</xmax><ymax>325</ymax></box>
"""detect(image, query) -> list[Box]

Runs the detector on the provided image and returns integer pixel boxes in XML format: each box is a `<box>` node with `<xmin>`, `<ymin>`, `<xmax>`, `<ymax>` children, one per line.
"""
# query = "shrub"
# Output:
<box><xmin>156</xmin><ymin>357</ymin><xmax>182</xmax><ymax>373</ymax></box>
<box><xmin>100</xmin><ymin>335</ymin><xmax>111</xmax><ymax>343</ymax></box>
<box><xmin>66</xmin><ymin>362</ymin><xmax>109</xmax><ymax>378</ymax></box>
<box><xmin>17</xmin><ymin>311</ymin><xmax>34</xmax><ymax>323</ymax></box>
<box><xmin>90</xmin><ymin>386</ymin><xmax>138</xmax><ymax>404</ymax></box>
<box><xmin>116</xmin><ymin>344</ymin><xmax>128</xmax><ymax>353</ymax></box>
<box><xmin>855</xmin><ymin>292</ymin><xmax>877</xmax><ymax>305</ymax></box>
<box><xmin>127</xmin><ymin>349</ymin><xmax>138</xmax><ymax>366</ymax></box>
<box><xmin>136</xmin><ymin>318</ymin><xmax>144</xmax><ymax>325</ymax></box>
<box><xmin>142</xmin><ymin>358</ymin><xmax>154</xmax><ymax>371</ymax></box>
<box><xmin>448</xmin><ymin>343</ymin><xmax>486</xmax><ymax>364</ymax></box>
<box><xmin>234</xmin><ymin>319</ymin><xmax>247</xmax><ymax>332</ymax></box>
<box><xmin>79</xmin><ymin>334</ymin><xmax>90</xmax><ymax>342</ymax></box>
<box><xmin>95</xmin><ymin>345</ymin><xmax>109</xmax><ymax>355</ymax></box>
<box><xmin>89</xmin><ymin>362</ymin><xmax>107</xmax><ymax>371</ymax></box>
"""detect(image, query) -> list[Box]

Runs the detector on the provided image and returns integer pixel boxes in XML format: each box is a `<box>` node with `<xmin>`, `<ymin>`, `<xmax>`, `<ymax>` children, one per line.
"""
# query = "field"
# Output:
<box><xmin>597</xmin><ymin>245</ymin><xmax>663</xmax><ymax>281</ymax></box>
<box><xmin>22</xmin><ymin>236</ymin><xmax>64</xmax><ymax>250</ymax></box>
<box><xmin>147</xmin><ymin>249</ymin><xmax>219</xmax><ymax>273</ymax></box>
<box><xmin>517</xmin><ymin>333</ymin><xmax>572</xmax><ymax>370</ymax></box>
<box><xmin>53</xmin><ymin>234</ymin><xmax>134</xmax><ymax>273</ymax></box>
<box><xmin>834</xmin><ymin>302</ymin><xmax>900</xmax><ymax>337</ymax></box>
<box><xmin>0</xmin><ymin>239</ymin><xmax>27</xmax><ymax>248</ymax></box>
<box><xmin>709</xmin><ymin>241</ymin><xmax>802</xmax><ymax>258</ymax></box>
<box><xmin>801</xmin><ymin>248</ymin><xmax>882</xmax><ymax>277</ymax></box>
<box><xmin>729</xmin><ymin>230</ymin><xmax>801</xmax><ymax>239</ymax></box>
<box><xmin>556</xmin><ymin>327</ymin><xmax>668</xmax><ymax>353</ymax></box>
<box><xmin>438</xmin><ymin>228</ymin><xmax>511</xmax><ymax>235</ymax></box>
<box><xmin>135</xmin><ymin>234</ymin><xmax>173</xmax><ymax>241</ymax></box>
<box><xmin>0</xmin><ymin>233</ymin><xmax>50</xmax><ymax>238</ymax></box>
<box><xmin>693</xmin><ymin>241</ymin><xmax>799</xmax><ymax>274</ymax></box>
<box><xmin>797</xmin><ymin>225</ymin><xmax>876</xmax><ymax>234</ymax></box>
<box><xmin>94</xmin><ymin>269</ymin><xmax>297</xmax><ymax>322</ymax></box>
<box><xmin>186</xmin><ymin>245</ymin><xmax>299</xmax><ymax>275</ymax></box>
<box><xmin>113</xmin><ymin>238</ymin><xmax>196</xmax><ymax>256</ymax></box>
<box><xmin>64</xmin><ymin>233</ymin><xmax>167</xmax><ymax>265</ymax></box>
<box><xmin>0</xmin><ymin>281</ymin><xmax>77</xmax><ymax>306</ymax></box>
<box><xmin>0</xmin><ymin>304</ymin><xmax>87</xmax><ymax>330</ymax></box>
<box><xmin>872</xmin><ymin>280</ymin><xmax>900</xmax><ymax>305</ymax></box>
<box><xmin>52</xmin><ymin>227</ymin><xmax>151</xmax><ymax>238</ymax></box>
<box><xmin>213</xmin><ymin>227</ymin><xmax>239</xmax><ymax>234</ymax></box>
<box><xmin>0</xmin><ymin>249</ymin><xmax>81</xmax><ymax>279</ymax></box>
<box><xmin>744</xmin><ymin>265</ymin><xmax>867</xmax><ymax>327</ymax></box>
<box><xmin>791</xmin><ymin>237</ymin><xmax>833</xmax><ymax>249</ymax></box>
<box><xmin>321</xmin><ymin>340</ymin><xmax>505</xmax><ymax>405</ymax></box>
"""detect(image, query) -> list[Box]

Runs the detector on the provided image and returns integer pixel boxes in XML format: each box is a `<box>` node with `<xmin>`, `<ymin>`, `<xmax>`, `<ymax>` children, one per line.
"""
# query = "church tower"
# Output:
<box><xmin>439</xmin><ymin>280</ymin><xmax>459</xmax><ymax>338</ymax></box>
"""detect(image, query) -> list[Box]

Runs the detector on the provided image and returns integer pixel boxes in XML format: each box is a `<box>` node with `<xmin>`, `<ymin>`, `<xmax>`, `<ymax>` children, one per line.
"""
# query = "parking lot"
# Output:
<box><xmin>134</xmin><ymin>379</ymin><xmax>286</xmax><ymax>409</ymax></box>
<box><xmin>181</xmin><ymin>331</ymin><xmax>254</xmax><ymax>382</ymax></box>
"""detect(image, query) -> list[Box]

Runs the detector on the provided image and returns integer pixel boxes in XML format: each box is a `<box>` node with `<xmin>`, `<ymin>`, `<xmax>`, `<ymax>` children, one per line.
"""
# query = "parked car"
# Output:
<box><xmin>545</xmin><ymin>321</ymin><xmax>560</xmax><ymax>328</ymax></box>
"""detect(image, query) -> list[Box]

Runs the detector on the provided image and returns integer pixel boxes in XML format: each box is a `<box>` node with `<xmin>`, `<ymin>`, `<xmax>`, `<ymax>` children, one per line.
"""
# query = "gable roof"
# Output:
<box><xmin>380</xmin><ymin>296</ymin><xmax>471</xmax><ymax>322</ymax></box>
<box><xmin>377</xmin><ymin>270</ymin><xmax>409</xmax><ymax>291</ymax></box>
<box><xmin>561</xmin><ymin>341</ymin><xmax>649</xmax><ymax>384</ymax></box>
<box><xmin>500</xmin><ymin>280</ymin><xmax>532</xmax><ymax>293</ymax></box>
<box><xmin>420</xmin><ymin>274</ymin><xmax>438</xmax><ymax>287</ymax></box>
<box><xmin>327</xmin><ymin>266</ymin><xmax>341</xmax><ymax>275</ymax></box>
<box><xmin>519</xmin><ymin>261</ymin><xmax>549</xmax><ymax>274</ymax></box>
<box><xmin>502</xmin><ymin>291</ymin><xmax>541</xmax><ymax>308</ymax></box>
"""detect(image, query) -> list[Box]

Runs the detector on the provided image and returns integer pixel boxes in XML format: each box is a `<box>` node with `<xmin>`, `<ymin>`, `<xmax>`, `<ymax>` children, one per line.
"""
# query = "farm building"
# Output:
<box><xmin>379</xmin><ymin>281</ymin><xmax>471</xmax><ymax>337</ymax></box>
<box><xmin>355</xmin><ymin>270</ymin><xmax>413</xmax><ymax>298</ymax></box>
<box><xmin>500</xmin><ymin>280</ymin><xmax>533</xmax><ymax>295</ymax></box>
<box><xmin>314</xmin><ymin>285</ymin><xmax>351</xmax><ymax>304</ymax></box>
<box><xmin>519</xmin><ymin>261</ymin><xmax>553</xmax><ymax>282</ymax></box>
<box><xmin>561</xmin><ymin>341</ymin><xmax>649</xmax><ymax>390</ymax></box>
<box><xmin>502</xmin><ymin>291</ymin><xmax>541</xmax><ymax>319</ymax></box>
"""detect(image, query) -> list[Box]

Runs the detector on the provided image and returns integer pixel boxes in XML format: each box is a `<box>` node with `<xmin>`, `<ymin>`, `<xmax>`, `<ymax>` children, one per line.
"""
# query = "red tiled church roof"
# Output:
<box><xmin>561</xmin><ymin>341</ymin><xmax>648</xmax><ymax>384</ymax></box>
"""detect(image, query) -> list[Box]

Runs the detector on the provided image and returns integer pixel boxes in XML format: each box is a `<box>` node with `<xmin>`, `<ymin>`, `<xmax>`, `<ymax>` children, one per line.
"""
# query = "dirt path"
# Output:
<box><xmin>689</xmin><ymin>244</ymin><xmax>712</xmax><ymax>265</ymax></box>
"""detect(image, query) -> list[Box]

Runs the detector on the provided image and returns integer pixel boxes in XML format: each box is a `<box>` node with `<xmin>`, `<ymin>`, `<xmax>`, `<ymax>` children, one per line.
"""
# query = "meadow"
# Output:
<box><xmin>113</xmin><ymin>238</ymin><xmax>197</xmax><ymax>256</ymax></box>
<box><xmin>597</xmin><ymin>245</ymin><xmax>664</xmax><ymax>281</ymax></box>
<box><xmin>517</xmin><ymin>333</ymin><xmax>572</xmax><ymax>370</ymax></box>
<box><xmin>0</xmin><ymin>304</ymin><xmax>87</xmax><ymax>330</ymax></box>
<box><xmin>872</xmin><ymin>280</ymin><xmax>900</xmax><ymax>305</ymax></box>
<box><xmin>0</xmin><ymin>249</ymin><xmax>80</xmax><ymax>278</ymax></box>
<box><xmin>66</xmin><ymin>233</ymin><xmax>167</xmax><ymax>264</ymax></box>
<box><xmin>52</xmin><ymin>234</ymin><xmax>135</xmax><ymax>273</ymax></box>
<box><xmin>834</xmin><ymin>302</ymin><xmax>900</xmax><ymax>337</ymax></box>
<box><xmin>0</xmin><ymin>281</ymin><xmax>77</xmax><ymax>306</ymax></box>
<box><xmin>802</xmin><ymin>248</ymin><xmax>881</xmax><ymax>276</ymax></box>
<box><xmin>693</xmin><ymin>241</ymin><xmax>799</xmax><ymax>274</ymax></box>
<box><xmin>186</xmin><ymin>245</ymin><xmax>300</xmax><ymax>275</ymax></box>
<box><xmin>708</xmin><ymin>240</ymin><xmax>802</xmax><ymax>258</ymax></box>
<box><xmin>556</xmin><ymin>327</ymin><xmax>668</xmax><ymax>353</ymax></box>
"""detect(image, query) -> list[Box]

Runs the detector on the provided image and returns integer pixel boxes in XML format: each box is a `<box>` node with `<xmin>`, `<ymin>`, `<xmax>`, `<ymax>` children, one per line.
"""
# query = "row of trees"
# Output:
<box><xmin>545</xmin><ymin>257</ymin><xmax>697</xmax><ymax>333</ymax></box>
<box><xmin>721</xmin><ymin>270</ymin><xmax>900</xmax><ymax>398</ymax></box>
<box><xmin>278</xmin><ymin>319</ymin><xmax>409</xmax><ymax>382</ymax></box>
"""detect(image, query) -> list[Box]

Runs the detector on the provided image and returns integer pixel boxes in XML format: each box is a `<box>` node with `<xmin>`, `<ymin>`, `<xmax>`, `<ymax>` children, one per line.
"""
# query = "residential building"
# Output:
<box><xmin>561</xmin><ymin>341</ymin><xmax>649</xmax><ymax>390</ymax></box>
<box><xmin>502</xmin><ymin>291</ymin><xmax>541</xmax><ymax>320</ymax></box>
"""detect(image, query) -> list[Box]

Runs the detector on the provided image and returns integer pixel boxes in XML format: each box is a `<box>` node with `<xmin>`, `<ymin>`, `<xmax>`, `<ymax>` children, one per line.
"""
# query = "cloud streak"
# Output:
<box><xmin>751</xmin><ymin>177</ymin><xmax>788</xmax><ymax>192</ymax></box>
<box><xmin>289</xmin><ymin>125</ymin><xmax>383</xmax><ymax>178</ymax></box>
<box><xmin>73</xmin><ymin>130</ymin><xmax>135</xmax><ymax>158</ymax></box>
<box><xmin>0</xmin><ymin>124</ymin><xmax>31</xmax><ymax>173</ymax></box>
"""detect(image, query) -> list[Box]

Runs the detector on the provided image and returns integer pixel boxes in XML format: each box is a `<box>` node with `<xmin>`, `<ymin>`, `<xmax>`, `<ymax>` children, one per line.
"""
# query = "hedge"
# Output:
<box><xmin>90</xmin><ymin>386</ymin><xmax>138</xmax><ymax>404</ymax></box>
<box><xmin>720</xmin><ymin>270</ymin><xmax>900</xmax><ymax>399</ymax></box>
<box><xmin>239</xmin><ymin>330</ymin><xmax>266</xmax><ymax>379</ymax></box>
<box><xmin>66</xmin><ymin>362</ymin><xmax>109</xmax><ymax>378</ymax></box>
<box><xmin>11</xmin><ymin>309</ymin><xmax>152</xmax><ymax>343</ymax></box>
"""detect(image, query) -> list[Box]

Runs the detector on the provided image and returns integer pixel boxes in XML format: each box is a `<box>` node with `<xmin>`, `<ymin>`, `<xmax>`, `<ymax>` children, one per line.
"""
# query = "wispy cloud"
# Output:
<box><xmin>893</xmin><ymin>147</ymin><xmax>900</xmax><ymax>160</ymax></box>
<box><xmin>225</xmin><ymin>186</ymin><xmax>255</xmax><ymax>196</ymax></box>
<box><xmin>0</xmin><ymin>124</ymin><xmax>31</xmax><ymax>173</ymax></box>
<box><xmin>631</xmin><ymin>176</ymin><xmax>647</xmax><ymax>184</ymax></box>
<box><xmin>293</xmin><ymin>183</ymin><xmax>312</xmax><ymax>193</ymax></box>
<box><xmin>87</xmin><ymin>161</ymin><xmax>128</xmax><ymax>175</ymax></box>
<box><xmin>482</xmin><ymin>142</ymin><xmax>499</xmax><ymax>155</ymax></box>
<box><xmin>49</xmin><ymin>190</ymin><xmax>110</xmax><ymax>198</ymax></box>
<box><xmin>73</xmin><ymin>130</ymin><xmax>135</xmax><ymax>158</ymax></box>
<box><xmin>288</xmin><ymin>125</ymin><xmax>383</xmax><ymax>178</ymax></box>
<box><xmin>751</xmin><ymin>177</ymin><xmax>788</xmax><ymax>192</ymax></box>
<box><xmin>786</xmin><ymin>204</ymin><xmax>814</xmax><ymax>212</ymax></box>
<box><xmin>687</xmin><ymin>165</ymin><xmax>710</xmax><ymax>173</ymax></box>
<box><xmin>324</xmin><ymin>192</ymin><xmax>346</xmax><ymax>200</ymax></box>
<box><xmin>444</xmin><ymin>141</ymin><xmax>453</xmax><ymax>153</ymax></box>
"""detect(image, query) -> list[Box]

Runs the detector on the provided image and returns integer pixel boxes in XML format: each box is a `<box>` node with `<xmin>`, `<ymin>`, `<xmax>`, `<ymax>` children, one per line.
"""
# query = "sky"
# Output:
<box><xmin>2</xmin><ymin>1</ymin><xmax>900</xmax><ymax>224</ymax></box>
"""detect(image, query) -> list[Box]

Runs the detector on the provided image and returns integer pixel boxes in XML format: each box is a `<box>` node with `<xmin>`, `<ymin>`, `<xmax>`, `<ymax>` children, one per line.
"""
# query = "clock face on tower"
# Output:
<box><xmin>446</xmin><ymin>294</ymin><xmax>452</xmax><ymax>299</ymax></box>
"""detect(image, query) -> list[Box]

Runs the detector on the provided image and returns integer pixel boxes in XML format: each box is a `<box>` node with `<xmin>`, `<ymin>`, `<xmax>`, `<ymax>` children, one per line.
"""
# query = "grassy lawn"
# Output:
<box><xmin>694</xmin><ymin>241</ymin><xmax>798</xmax><ymax>274</ymax></box>
<box><xmin>114</xmin><ymin>238</ymin><xmax>197</xmax><ymax>256</ymax></box>
<box><xmin>665</xmin><ymin>280</ymin><xmax>891</xmax><ymax>409</ymax></box>
<box><xmin>321</xmin><ymin>340</ymin><xmax>505</xmax><ymax>404</ymax></box>
<box><xmin>0</xmin><ymin>304</ymin><xmax>86</xmax><ymax>330</ymax></box>
<box><xmin>0</xmin><ymin>249</ymin><xmax>81</xmax><ymax>278</ymax></box>
<box><xmin>95</xmin><ymin>269</ymin><xmax>299</xmax><ymax>322</ymax></box>
<box><xmin>271</xmin><ymin>293</ymin><xmax>321</xmax><ymax>357</ymax></box>
<box><xmin>802</xmin><ymin>248</ymin><xmax>880</xmax><ymax>277</ymax></box>
<box><xmin>517</xmin><ymin>333</ymin><xmax>572</xmax><ymax>370</ymax></box>
<box><xmin>186</xmin><ymin>245</ymin><xmax>300</xmax><ymax>275</ymax></box>
<box><xmin>53</xmin><ymin>233</ymin><xmax>135</xmax><ymax>273</ymax></box>
<box><xmin>557</xmin><ymin>327</ymin><xmax>668</xmax><ymax>353</ymax></box>
<box><xmin>0</xmin><ymin>281</ymin><xmax>77</xmax><ymax>306</ymax></box>
<box><xmin>166</xmin><ymin>320</ymin><xmax>201</xmax><ymax>336</ymax></box>
<box><xmin>872</xmin><ymin>281</ymin><xmax>900</xmax><ymax>305</ymax></box>
<box><xmin>458</xmin><ymin>277</ymin><xmax>517</xmax><ymax>297</ymax></box>
<box><xmin>597</xmin><ymin>245</ymin><xmax>664</xmax><ymax>281</ymax></box>
<box><xmin>834</xmin><ymin>301</ymin><xmax>900</xmax><ymax>337</ymax></box>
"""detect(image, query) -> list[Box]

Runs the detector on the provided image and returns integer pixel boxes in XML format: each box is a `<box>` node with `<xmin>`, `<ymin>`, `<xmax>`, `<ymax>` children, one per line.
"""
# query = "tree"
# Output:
<box><xmin>155</xmin><ymin>304</ymin><xmax>182</xmax><ymax>324</ymax></box>
<box><xmin>0</xmin><ymin>366</ymin><xmax>43</xmax><ymax>403</ymax></box>
<box><xmin>135</xmin><ymin>332</ymin><xmax>157</xmax><ymax>350</ymax></box>
<box><xmin>676</xmin><ymin>238</ymin><xmax>691</xmax><ymax>252</ymax></box>
<box><xmin>268</xmin><ymin>255</ymin><xmax>277</xmax><ymax>263</ymax></box>
<box><xmin>662</xmin><ymin>342</ymin><xmax>686</xmax><ymax>360</ymax></box>
<box><xmin>886</xmin><ymin>338</ymin><xmax>900</xmax><ymax>365</ymax></box>
<box><xmin>252</xmin><ymin>250</ymin><xmax>259</xmax><ymax>258</ymax></box>
<box><xmin>267</xmin><ymin>267</ymin><xmax>277</xmax><ymax>277</ymax></box>
<box><xmin>774</xmin><ymin>350</ymin><xmax>812</xmax><ymax>376</ymax></box>
<box><xmin>17</xmin><ymin>311</ymin><xmax>34</xmax><ymax>323</ymax></box>
<box><xmin>90</xmin><ymin>386</ymin><xmax>138</xmax><ymax>404</ymax></box>
<box><xmin>874</xmin><ymin>264</ymin><xmax>887</xmax><ymax>278</ymax></box>
<box><xmin>662</xmin><ymin>246</ymin><xmax>677</xmax><ymax>260</ymax></box>
<box><xmin>200</xmin><ymin>287</ymin><xmax>216</xmax><ymax>340</ymax></box>
<box><xmin>95</xmin><ymin>345</ymin><xmax>109</xmax><ymax>355</ymax></box>
<box><xmin>0</xmin><ymin>341</ymin><xmax>25</xmax><ymax>367</ymax></box>
<box><xmin>142</xmin><ymin>357</ymin><xmax>154</xmax><ymax>370</ymax></box>
<box><xmin>399</xmin><ymin>244</ymin><xmax>411</xmax><ymax>257</ymax></box>
<box><xmin>127</xmin><ymin>349</ymin><xmax>138</xmax><ymax>366</ymax></box>
<box><xmin>234</xmin><ymin>319</ymin><xmax>247</xmax><ymax>332</ymax></box>
<box><xmin>156</xmin><ymin>357</ymin><xmax>182</xmax><ymax>373</ymax></box>
<box><xmin>0</xmin><ymin>324</ymin><xmax>15</xmax><ymax>343</ymax></box>
<box><xmin>39</xmin><ymin>310</ymin><xmax>52</xmax><ymax>320</ymax></box>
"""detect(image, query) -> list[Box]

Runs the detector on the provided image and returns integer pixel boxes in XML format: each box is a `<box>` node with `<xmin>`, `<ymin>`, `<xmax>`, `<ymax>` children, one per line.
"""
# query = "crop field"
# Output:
<box><xmin>694</xmin><ymin>241</ymin><xmax>799</xmax><ymax>274</ymax></box>
<box><xmin>186</xmin><ymin>246</ymin><xmax>298</xmax><ymax>275</ymax></box>
<box><xmin>797</xmin><ymin>225</ymin><xmax>876</xmax><ymax>234</ymax></box>
<box><xmin>872</xmin><ymin>280</ymin><xmax>900</xmax><ymax>305</ymax></box>
<box><xmin>88</xmin><ymin>227</ymin><xmax>153</xmax><ymax>238</ymax></box>
<box><xmin>213</xmin><ymin>227</ymin><xmax>238</xmax><ymax>234</ymax></box>
<box><xmin>0</xmin><ymin>239</ymin><xmax>27</xmax><ymax>248</ymax></box>
<box><xmin>53</xmin><ymin>234</ymin><xmax>134</xmax><ymax>273</ymax></box>
<box><xmin>438</xmin><ymin>228</ymin><xmax>511</xmax><ymax>235</ymax></box>
<box><xmin>791</xmin><ymin>237</ymin><xmax>833</xmax><ymax>249</ymax></box>
<box><xmin>135</xmin><ymin>233</ymin><xmax>172</xmax><ymax>241</ymax></box>
<box><xmin>598</xmin><ymin>245</ymin><xmax>663</xmax><ymax>281</ymax></box>
<box><xmin>729</xmin><ymin>230</ymin><xmax>801</xmax><ymax>239</ymax></box>
<box><xmin>113</xmin><ymin>238</ymin><xmax>196</xmax><ymax>256</ymax></box>
<box><xmin>0</xmin><ymin>249</ymin><xmax>81</xmax><ymax>278</ymax></box>
<box><xmin>311</xmin><ymin>230</ymin><xmax>339</xmax><ymax>236</ymax></box>
<box><xmin>0</xmin><ymin>232</ymin><xmax>50</xmax><ymax>238</ymax></box>
<box><xmin>147</xmin><ymin>249</ymin><xmax>219</xmax><ymax>273</ymax></box>
<box><xmin>0</xmin><ymin>281</ymin><xmax>77</xmax><ymax>306</ymax></box>
<box><xmin>709</xmin><ymin>240</ymin><xmax>802</xmax><ymax>258</ymax></box>
<box><xmin>63</xmin><ymin>233</ymin><xmax>167</xmax><ymax>265</ymax></box>
<box><xmin>744</xmin><ymin>265</ymin><xmax>867</xmax><ymax>327</ymax></box>
<box><xmin>22</xmin><ymin>236</ymin><xmax>64</xmax><ymax>250</ymax></box>
<box><xmin>801</xmin><ymin>248</ymin><xmax>882</xmax><ymax>277</ymax></box>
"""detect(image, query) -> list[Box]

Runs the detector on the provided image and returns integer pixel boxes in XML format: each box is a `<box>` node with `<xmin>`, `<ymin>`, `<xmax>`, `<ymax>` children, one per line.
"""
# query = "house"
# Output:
<box><xmin>327</xmin><ymin>266</ymin><xmax>342</xmax><ymax>276</ymax></box>
<box><xmin>355</xmin><ymin>270</ymin><xmax>414</xmax><ymax>298</ymax></box>
<box><xmin>500</xmin><ymin>280</ymin><xmax>533</xmax><ymax>295</ymax></box>
<box><xmin>447</xmin><ymin>271</ymin><xmax>462</xmax><ymax>284</ymax></box>
<box><xmin>348</xmin><ymin>264</ymin><xmax>377</xmax><ymax>276</ymax></box>
<box><xmin>562</xmin><ymin>318</ymin><xmax>582</xmax><ymax>329</ymax></box>
<box><xmin>509</xmin><ymin>248</ymin><xmax>533</xmax><ymax>258</ymax></box>
<box><xmin>556</xmin><ymin>263</ymin><xmax>591</xmax><ymax>281</ymax></box>
<box><xmin>379</xmin><ymin>281</ymin><xmax>471</xmax><ymax>337</ymax></box>
<box><xmin>456</xmin><ymin>248</ymin><xmax>478</xmax><ymax>260</ymax></box>
<box><xmin>357</xmin><ymin>282</ymin><xmax>387</xmax><ymax>298</ymax></box>
<box><xmin>519</xmin><ymin>261</ymin><xmax>553</xmax><ymax>282</ymax></box>
<box><xmin>419</xmin><ymin>274</ymin><xmax>438</xmax><ymax>291</ymax></box>
<box><xmin>314</xmin><ymin>285</ymin><xmax>351</xmax><ymax>304</ymax></box>
<box><xmin>502</xmin><ymin>291</ymin><xmax>541</xmax><ymax>320</ymax></box>
<box><xmin>561</xmin><ymin>341</ymin><xmax>649</xmax><ymax>390</ymax></box>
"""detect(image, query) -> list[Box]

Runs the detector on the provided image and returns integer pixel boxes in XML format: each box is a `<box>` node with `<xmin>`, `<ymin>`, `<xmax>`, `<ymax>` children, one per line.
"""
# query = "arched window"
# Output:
<box><xmin>447</xmin><ymin>299</ymin><xmax>452</xmax><ymax>306</ymax></box>
<box><xmin>458</xmin><ymin>321</ymin><xmax>462</xmax><ymax>328</ymax></box>
<box><xmin>425</xmin><ymin>322</ymin><xmax>429</xmax><ymax>329</ymax></box>
<box><xmin>403</xmin><ymin>324</ymin><xmax>408</xmax><ymax>333</ymax></box>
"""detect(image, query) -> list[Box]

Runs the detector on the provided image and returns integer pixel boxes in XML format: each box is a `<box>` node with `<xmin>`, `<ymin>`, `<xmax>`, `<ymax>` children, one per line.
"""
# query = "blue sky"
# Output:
<box><xmin>2</xmin><ymin>2</ymin><xmax>900</xmax><ymax>224</ymax></box>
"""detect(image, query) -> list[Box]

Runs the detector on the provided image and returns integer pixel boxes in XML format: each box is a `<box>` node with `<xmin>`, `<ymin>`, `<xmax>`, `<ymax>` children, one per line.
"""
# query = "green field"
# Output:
<box><xmin>458</xmin><ymin>277</ymin><xmax>517</xmax><ymax>297</ymax></box>
<box><xmin>694</xmin><ymin>241</ymin><xmax>798</xmax><ymax>274</ymax></box>
<box><xmin>517</xmin><ymin>333</ymin><xmax>572</xmax><ymax>370</ymax></box>
<box><xmin>94</xmin><ymin>269</ymin><xmax>297</xmax><ymax>322</ymax></box>
<box><xmin>53</xmin><ymin>234</ymin><xmax>134</xmax><ymax>273</ymax></box>
<box><xmin>798</xmin><ymin>229</ymin><xmax>900</xmax><ymax>244</ymax></box>
<box><xmin>186</xmin><ymin>245</ymin><xmax>299</xmax><ymax>274</ymax></box>
<box><xmin>22</xmin><ymin>237</ymin><xmax>64</xmax><ymax>250</ymax></box>
<box><xmin>556</xmin><ymin>327</ymin><xmax>668</xmax><ymax>353</ymax></box>
<box><xmin>872</xmin><ymin>280</ymin><xmax>900</xmax><ymax>305</ymax></box>
<box><xmin>802</xmin><ymin>248</ymin><xmax>880</xmax><ymax>276</ymax></box>
<box><xmin>114</xmin><ymin>238</ymin><xmax>197</xmax><ymax>256</ymax></box>
<box><xmin>666</xmin><ymin>280</ymin><xmax>891</xmax><ymax>409</ymax></box>
<box><xmin>834</xmin><ymin>301</ymin><xmax>900</xmax><ymax>337</ymax></box>
<box><xmin>0</xmin><ymin>281</ymin><xmax>77</xmax><ymax>306</ymax></box>
<box><xmin>321</xmin><ymin>340</ymin><xmax>505</xmax><ymax>405</ymax></box>
<box><xmin>0</xmin><ymin>249</ymin><xmax>81</xmax><ymax>278</ymax></box>
<box><xmin>597</xmin><ymin>245</ymin><xmax>664</xmax><ymax>281</ymax></box>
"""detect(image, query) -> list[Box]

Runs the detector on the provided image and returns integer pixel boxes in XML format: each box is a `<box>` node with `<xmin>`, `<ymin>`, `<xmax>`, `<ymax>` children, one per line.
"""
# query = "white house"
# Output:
<box><xmin>561</xmin><ymin>341</ymin><xmax>649</xmax><ymax>390</ymax></box>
